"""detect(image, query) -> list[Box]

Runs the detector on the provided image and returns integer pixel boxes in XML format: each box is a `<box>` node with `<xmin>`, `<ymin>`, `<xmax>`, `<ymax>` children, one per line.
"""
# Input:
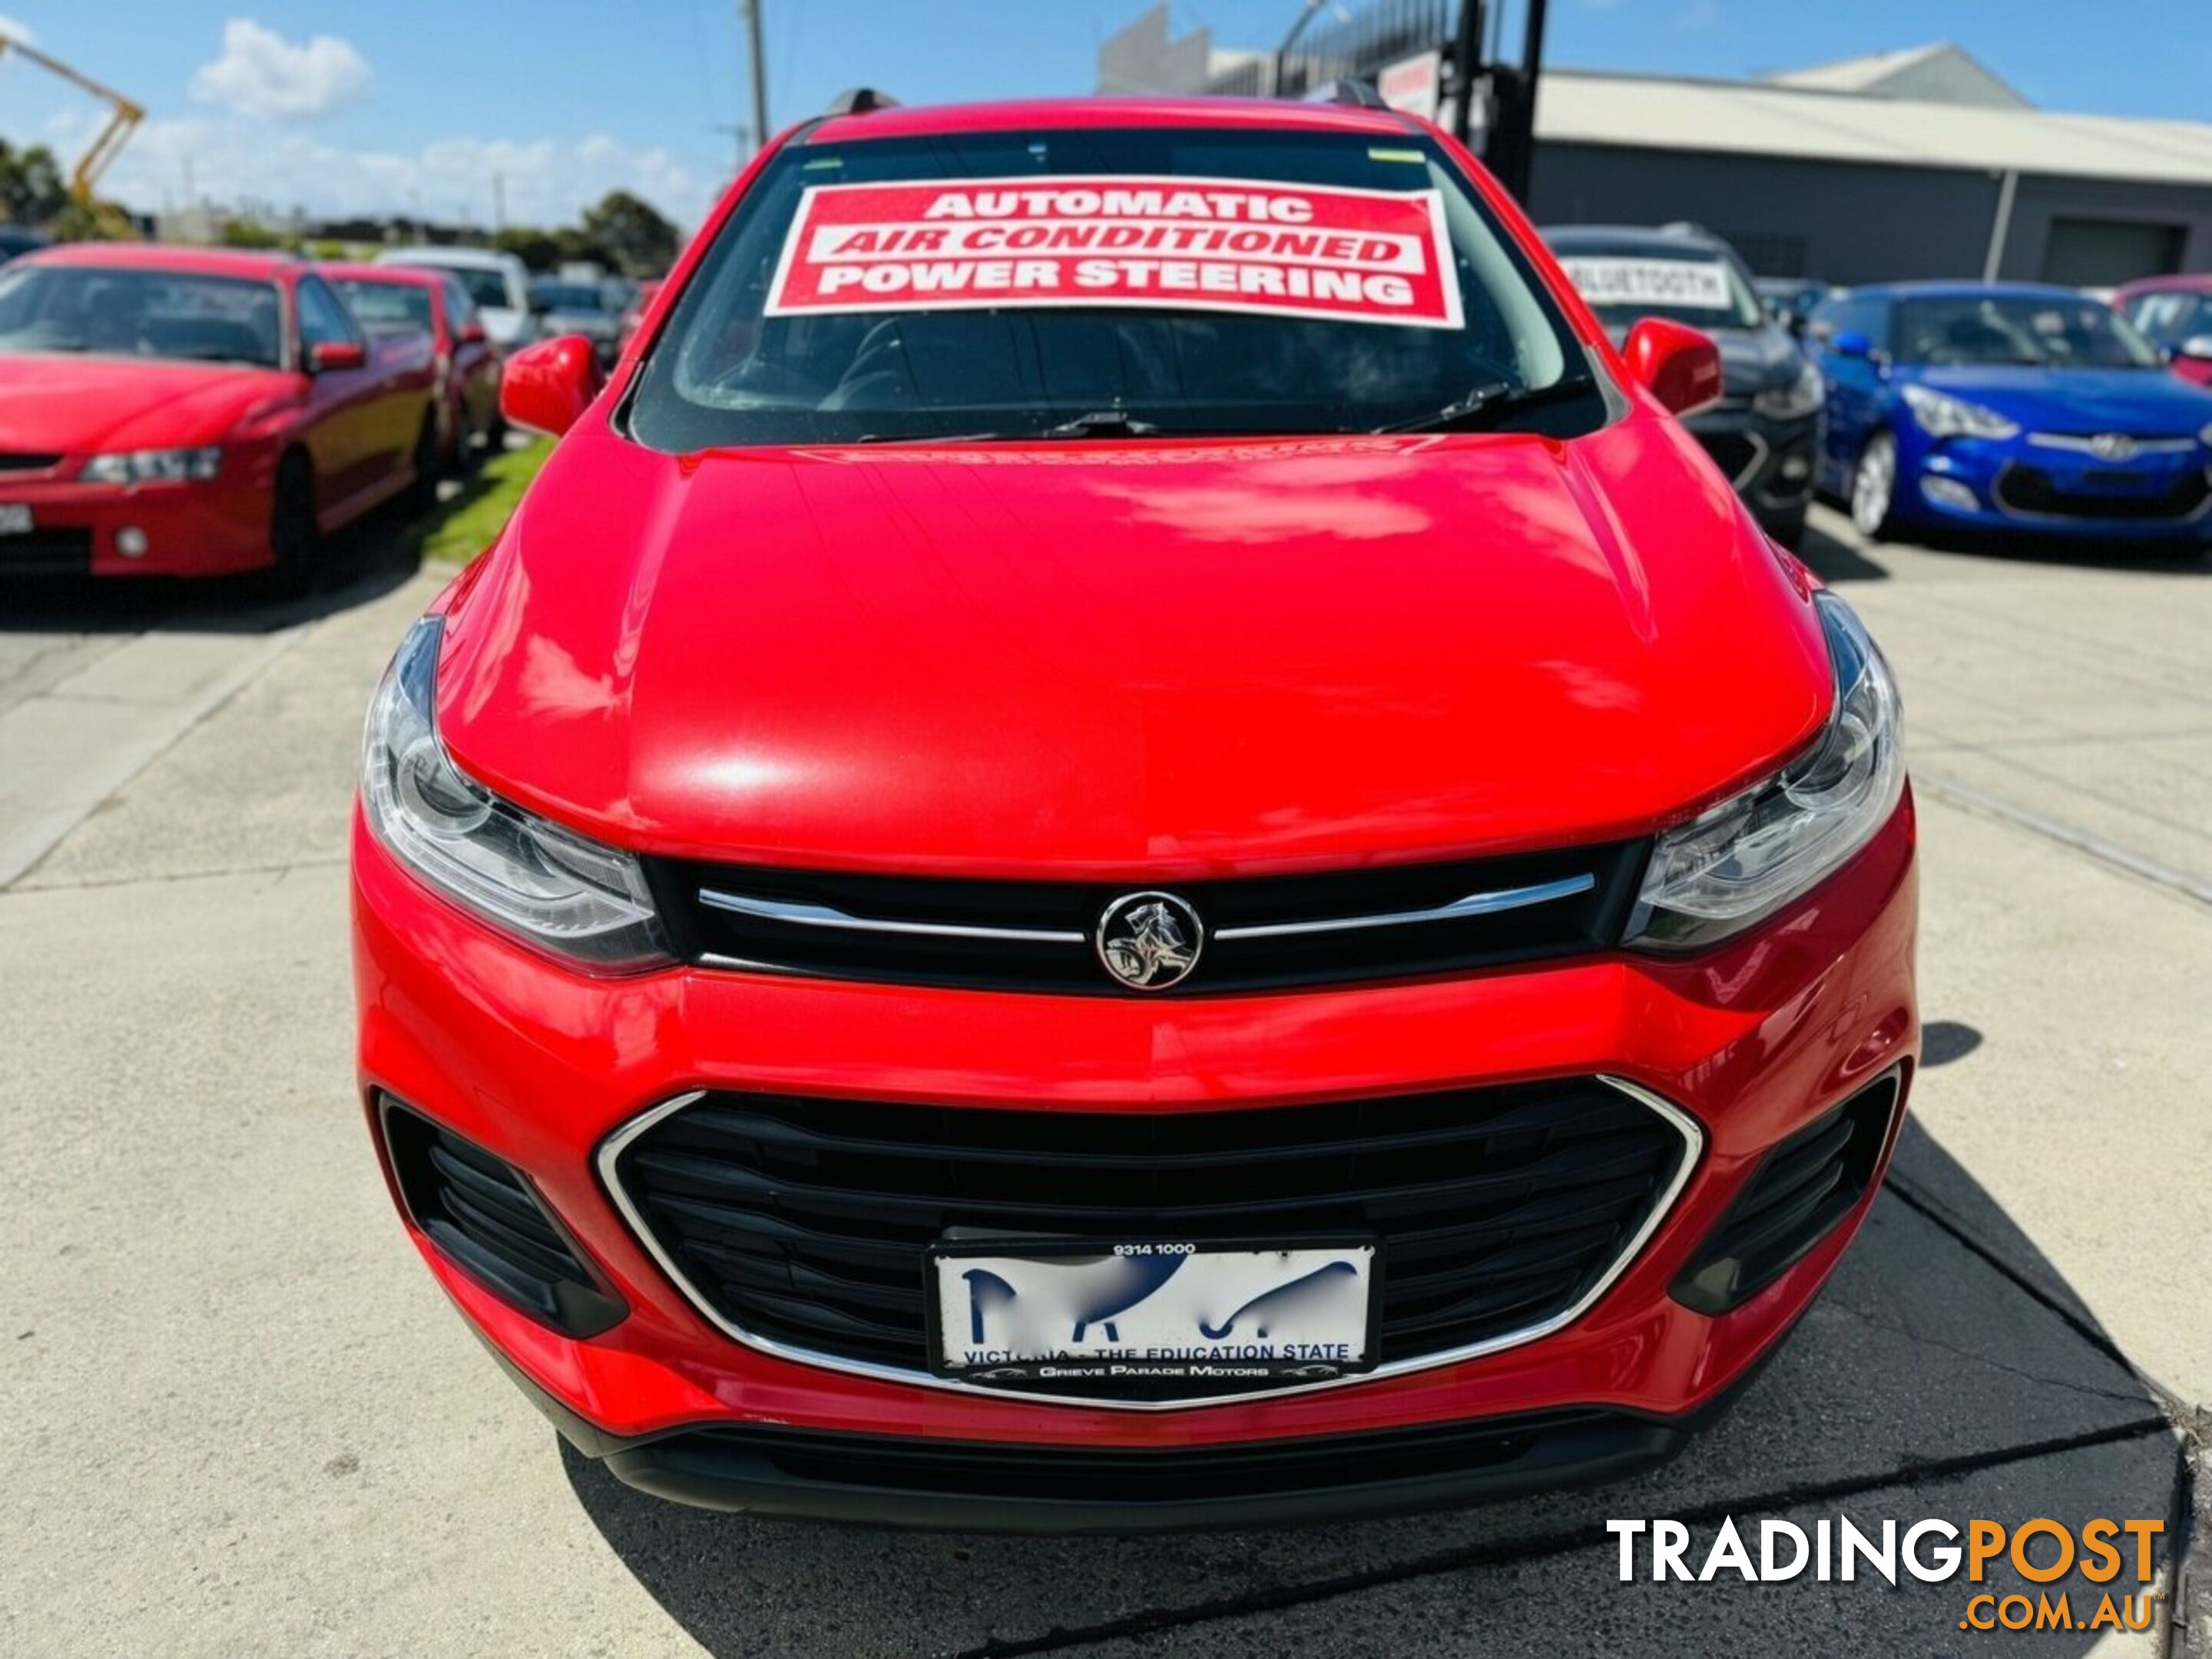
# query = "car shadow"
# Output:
<box><xmin>1879</xmin><ymin>523</ymin><xmax>2211</xmax><ymax>577</ymax></box>
<box><xmin>553</xmin><ymin>1114</ymin><xmax>2181</xmax><ymax>1657</ymax></box>
<box><xmin>0</xmin><ymin>501</ymin><xmax>425</xmax><ymax>637</ymax></box>
<box><xmin>1794</xmin><ymin>516</ymin><xmax>1890</xmax><ymax>584</ymax></box>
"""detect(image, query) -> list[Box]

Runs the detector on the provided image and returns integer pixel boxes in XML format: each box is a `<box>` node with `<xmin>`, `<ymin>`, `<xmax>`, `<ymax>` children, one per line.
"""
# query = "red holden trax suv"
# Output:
<box><xmin>353</xmin><ymin>92</ymin><xmax>1916</xmax><ymax>1532</ymax></box>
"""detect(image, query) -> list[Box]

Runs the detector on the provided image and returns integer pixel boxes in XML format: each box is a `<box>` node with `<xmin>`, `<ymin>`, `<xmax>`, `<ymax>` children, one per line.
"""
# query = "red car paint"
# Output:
<box><xmin>353</xmin><ymin>98</ymin><xmax>1917</xmax><ymax>1517</ymax></box>
<box><xmin>2113</xmin><ymin>273</ymin><xmax>2212</xmax><ymax>389</ymax></box>
<box><xmin>0</xmin><ymin>243</ymin><xmax>435</xmax><ymax>577</ymax></box>
<box><xmin>323</xmin><ymin>263</ymin><xmax>502</xmax><ymax>469</ymax></box>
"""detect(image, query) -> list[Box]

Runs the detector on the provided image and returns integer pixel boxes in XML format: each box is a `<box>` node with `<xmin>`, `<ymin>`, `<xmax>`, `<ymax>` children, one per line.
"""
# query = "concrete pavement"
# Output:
<box><xmin>2</xmin><ymin>505</ymin><xmax>2207</xmax><ymax>1656</ymax></box>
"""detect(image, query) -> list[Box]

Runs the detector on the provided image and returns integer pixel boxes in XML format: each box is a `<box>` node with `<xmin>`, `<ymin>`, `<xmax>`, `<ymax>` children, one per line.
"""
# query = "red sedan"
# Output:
<box><xmin>2113</xmin><ymin>273</ymin><xmax>2212</xmax><ymax>389</ymax></box>
<box><xmin>0</xmin><ymin>243</ymin><xmax>436</xmax><ymax>583</ymax></box>
<box><xmin>325</xmin><ymin>263</ymin><xmax>504</xmax><ymax>472</ymax></box>
<box><xmin>354</xmin><ymin>94</ymin><xmax>1916</xmax><ymax>1530</ymax></box>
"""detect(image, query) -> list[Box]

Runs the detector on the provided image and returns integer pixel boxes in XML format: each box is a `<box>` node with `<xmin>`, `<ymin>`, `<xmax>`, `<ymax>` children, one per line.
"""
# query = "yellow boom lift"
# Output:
<box><xmin>0</xmin><ymin>29</ymin><xmax>144</xmax><ymax>232</ymax></box>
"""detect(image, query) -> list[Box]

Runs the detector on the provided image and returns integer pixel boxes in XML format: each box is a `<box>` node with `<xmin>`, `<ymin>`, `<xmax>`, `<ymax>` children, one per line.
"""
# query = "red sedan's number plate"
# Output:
<box><xmin>930</xmin><ymin>1239</ymin><xmax>1376</xmax><ymax>1390</ymax></box>
<box><xmin>0</xmin><ymin>505</ymin><xmax>32</xmax><ymax>535</ymax></box>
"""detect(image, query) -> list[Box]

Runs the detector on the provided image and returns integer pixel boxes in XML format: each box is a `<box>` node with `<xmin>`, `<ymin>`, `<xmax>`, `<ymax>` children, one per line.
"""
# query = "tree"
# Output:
<box><xmin>44</xmin><ymin>198</ymin><xmax>137</xmax><ymax>243</ymax></box>
<box><xmin>579</xmin><ymin>190</ymin><xmax>678</xmax><ymax>276</ymax></box>
<box><xmin>220</xmin><ymin>218</ymin><xmax>285</xmax><ymax>250</ymax></box>
<box><xmin>0</xmin><ymin>139</ymin><xmax>70</xmax><ymax>229</ymax></box>
<box><xmin>491</xmin><ymin>227</ymin><xmax>561</xmax><ymax>273</ymax></box>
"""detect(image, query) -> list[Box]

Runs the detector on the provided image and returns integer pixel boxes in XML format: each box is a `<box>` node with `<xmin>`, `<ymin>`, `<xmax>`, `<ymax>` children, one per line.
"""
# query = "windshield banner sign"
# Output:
<box><xmin>765</xmin><ymin>174</ymin><xmax>1465</xmax><ymax>329</ymax></box>
<box><xmin>1557</xmin><ymin>257</ymin><xmax>1734</xmax><ymax>311</ymax></box>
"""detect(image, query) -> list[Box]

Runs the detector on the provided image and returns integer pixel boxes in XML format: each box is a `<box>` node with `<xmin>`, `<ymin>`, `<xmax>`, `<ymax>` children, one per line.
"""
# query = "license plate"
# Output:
<box><xmin>0</xmin><ymin>505</ymin><xmax>31</xmax><ymax>535</ymax></box>
<box><xmin>930</xmin><ymin>1238</ymin><xmax>1376</xmax><ymax>1389</ymax></box>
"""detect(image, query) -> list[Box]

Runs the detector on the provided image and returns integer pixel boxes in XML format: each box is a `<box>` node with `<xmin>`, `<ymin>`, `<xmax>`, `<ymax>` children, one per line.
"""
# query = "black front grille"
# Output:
<box><xmin>1694</xmin><ymin>429</ymin><xmax>1759</xmax><ymax>484</ymax></box>
<box><xmin>0</xmin><ymin>452</ymin><xmax>61</xmax><ymax>472</ymax></box>
<box><xmin>382</xmin><ymin>1098</ymin><xmax>626</xmax><ymax>1337</ymax></box>
<box><xmin>1995</xmin><ymin>463</ymin><xmax>2211</xmax><ymax>522</ymax></box>
<box><xmin>0</xmin><ymin>528</ymin><xmax>92</xmax><ymax>575</ymax></box>
<box><xmin>646</xmin><ymin>839</ymin><xmax>1647</xmax><ymax>996</ymax></box>
<box><xmin>1671</xmin><ymin>1069</ymin><xmax>1901</xmax><ymax>1315</ymax></box>
<box><xmin>611</xmin><ymin>1079</ymin><xmax>1694</xmax><ymax>1399</ymax></box>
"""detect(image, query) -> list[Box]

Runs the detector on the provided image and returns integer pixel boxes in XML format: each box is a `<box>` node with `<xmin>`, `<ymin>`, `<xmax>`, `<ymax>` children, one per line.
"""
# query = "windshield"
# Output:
<box><xmin>427</xmin><ymin>267</ymin><xmax>515</xmax><ymax>311</ymax></box>
<box><xmin>536</xmin><ymin>283</ymin><xmax>610</xmax><ymax>312</ymax></box>
<box><xmin>1549</xmin><ymin>240</ymin><xmax>1767</xmax><ymax>331</ymax></box>
<box><xmin>333</xmin><ymin>279</ymin><xmax>434</xmax><ymax>333</ymax></box>
<box><xmin>1895</xmin><ymin>294</ymin><xmax>2163</xmax><ymax>369</ymax></box>
<box><xmin>2127</xmin><ymin>289</ymin><xmax>2212</xmax><ymax>349</ymax></box>
<box><xmin>628</xmin><ymin>127</ymin><xmax>1589</xmax><ymax>447</ymax></box>
<box><xmin>0</xmin><ymin>267</ymin><xmax>283</xmax><ymax>368</ymax></box>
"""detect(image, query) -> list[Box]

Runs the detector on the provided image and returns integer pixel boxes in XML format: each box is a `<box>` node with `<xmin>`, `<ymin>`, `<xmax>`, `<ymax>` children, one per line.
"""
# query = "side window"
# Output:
<box><xmin>2128</xmin><ymin>290</ymin><xmax>2194</xmax><ymax>346</ymax></box>
<box><xmin>1809</xmin><ymin>296</ymin><xmax>1872</xmax><ymax>345</ymax></box>
<box><xmin>296</xmin><ymin>275</ymin><xmax>362</xmax><ymax>351</ymax></box>
<box><xmin>444</xmin><ymin>275</ymin><xmax>477</xmax><ymax>329</ymax></box>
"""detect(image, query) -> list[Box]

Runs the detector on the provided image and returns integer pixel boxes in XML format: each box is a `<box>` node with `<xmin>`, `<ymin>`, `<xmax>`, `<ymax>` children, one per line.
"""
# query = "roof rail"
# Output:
<box><xmin>823</xmin><ymin>87</ymin><xmax>899</xmax><ymax>116</ymax></box>
<box><xmin>1321</xmin><ymin>78</ymin><xmax>1389</xmax><ymax>110</ymax></box>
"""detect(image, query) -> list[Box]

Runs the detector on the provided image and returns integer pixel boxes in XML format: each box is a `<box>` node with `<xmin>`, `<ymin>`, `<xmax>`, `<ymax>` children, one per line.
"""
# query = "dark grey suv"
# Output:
<box><xmin>1545</xmin><ymin>224</ymin><xmax>1823</xmax><ymax>546</ymax></box>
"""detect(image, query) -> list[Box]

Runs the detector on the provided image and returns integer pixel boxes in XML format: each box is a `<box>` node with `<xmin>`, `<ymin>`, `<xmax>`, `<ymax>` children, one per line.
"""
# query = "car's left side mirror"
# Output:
<box><xmin>500</xmin><ymin>335</ymin><xmax>604</xmax><ymax>436</ymax></box>
<box><xmin>1622</xmin><ymin>317</ymin><xmax>1724</xmax><ymax>418</ymax></box>
<box><xmin>308</xmin><ymin>339</ymin><xmax>367</xmax><ymax>373</ymax></box>
<box><xmin>456</xmin><ymin>319</ymin><xmax>488</xmax><ymax>346</ymax></box>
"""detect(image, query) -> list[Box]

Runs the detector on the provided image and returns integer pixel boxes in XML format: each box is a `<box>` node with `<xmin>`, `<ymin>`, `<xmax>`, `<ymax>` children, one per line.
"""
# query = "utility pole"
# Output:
<box><xmin>1469</xmin><ymin>0</ymin><xmax>1548</xmax><ymax>203</ymax></box>
<box><xmin>1272</xmin><ymin>0</ymin><xmax>1326</xmax><ymax>98</ymax></box>
<box><xmin>492</xmin><ymin>171</ymin><xmax>506</xmax><ymax>233</ymax></box>
<box><xmin>740</xmin><ymin>0</ymin><xmax>769</xmax><ymax>158</ymax></box>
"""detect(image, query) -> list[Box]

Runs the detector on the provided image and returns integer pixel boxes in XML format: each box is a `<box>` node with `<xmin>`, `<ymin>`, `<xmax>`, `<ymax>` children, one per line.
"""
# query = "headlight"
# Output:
<box><xmin>1900</xmin><ymin>383</ymin><xmax>2018</xmax><ymax>441</ymax></box>
<box><xmin>361</xmin><ymin>616</ymin><xmax>668</xmax><ymax>968</ymax></box>
<box><xmin>2199</xmin><ymin>419</ymin><xmax>2212</xmax><ymax>447</ymax></box>
<box><xmin>1629</xmin><ymin>593</ymin><xmax>1904</xmax><ymax>949</ymax></box>
<box><xmin>1753</xmin><ymin>360</ymin><xmax>1824</xmax><ymax>419</ymax></box>
<box><xmin>79</xmin><ymin>446</ymin><xmax>223</xmax><ymax>484</ymax></box>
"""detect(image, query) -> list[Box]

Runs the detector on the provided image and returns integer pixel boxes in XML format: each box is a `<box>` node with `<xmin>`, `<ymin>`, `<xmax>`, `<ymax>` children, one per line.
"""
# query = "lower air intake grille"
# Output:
<box><xmin>382</xmin><ymin>1098</ymin><xmax>625</xmax><ymax>1337</ymax></box>
<box><xmin>1671</xmin><ymin>1069</ymin><xmax>1902</xmax><ymax>1315</ymax></box>
<box><xmin>605</xmin><ymin>1078</ymin><xmax>1697</xmax><ymax>1402</ymax></box>
<box><xmin>1995</xmin><ymin>463</ymin><xmax>2211</xmax><ymax>522</ymax></box>
<box><xmin>0</xmin><ymin>528</ymin><xmax>92</xmax><ymax>575</ymax></box>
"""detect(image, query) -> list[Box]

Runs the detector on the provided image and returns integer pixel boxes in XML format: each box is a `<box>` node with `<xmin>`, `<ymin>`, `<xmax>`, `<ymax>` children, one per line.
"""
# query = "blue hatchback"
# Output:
<box><xmin>1806</xmin><ymin>282</ymin><xmax>2212</xmax><ymax>548</ymax></box>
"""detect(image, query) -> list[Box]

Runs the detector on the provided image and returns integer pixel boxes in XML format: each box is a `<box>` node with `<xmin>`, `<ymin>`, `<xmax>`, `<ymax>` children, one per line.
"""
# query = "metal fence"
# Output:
<box><xmin>1205</xmin><ymin>0</ymin><xmax>1454</xmax><ymax>100</ymax></box>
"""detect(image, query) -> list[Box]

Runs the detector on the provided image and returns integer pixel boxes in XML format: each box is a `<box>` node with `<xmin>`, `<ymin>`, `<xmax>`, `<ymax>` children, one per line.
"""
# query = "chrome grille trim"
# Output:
<box><xmin>1213</xmin><ymin>873</ymin><xmax>1596</xmax><ymax>940</ymax></box>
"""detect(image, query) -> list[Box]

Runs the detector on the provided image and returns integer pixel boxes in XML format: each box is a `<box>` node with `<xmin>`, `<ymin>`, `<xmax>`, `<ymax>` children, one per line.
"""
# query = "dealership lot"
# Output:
<box><xmin>2</xmin><ymin>508</ymin><xmax>2207</xmax><ymax>1655</ymax></box>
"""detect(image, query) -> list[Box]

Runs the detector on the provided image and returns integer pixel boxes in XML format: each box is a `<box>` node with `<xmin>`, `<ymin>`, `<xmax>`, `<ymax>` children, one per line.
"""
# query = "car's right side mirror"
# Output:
<box><xmin>1830</xmin><ymin>329</ymin><xmax>1874</xmax><ymax>359</ymax></box>
<box><xmin>499</xmin><ymin>335</ymin><xmax>604</xmax><ymax>436</ymax></box>
<box><xmin>1622</xmin><ymin>317</ymin><xmax>1724</xmax><ymax>418</ymax></box>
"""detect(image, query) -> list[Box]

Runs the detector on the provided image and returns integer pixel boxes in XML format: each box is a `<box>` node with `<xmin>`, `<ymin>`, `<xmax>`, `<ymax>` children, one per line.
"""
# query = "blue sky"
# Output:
<box><xmin>4</xmin><ymin>2</ymin><xmax>2209</xmax><ymax>229</ymax></box>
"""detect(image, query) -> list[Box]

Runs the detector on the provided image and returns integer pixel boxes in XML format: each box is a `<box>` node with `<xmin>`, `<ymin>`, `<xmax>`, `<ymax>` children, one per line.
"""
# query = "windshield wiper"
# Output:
<box><xmin>852</xmin><ymin>411</ymin><xmax>1164</xmax><ymax>445</ymax></box>
<box><xmin>1371</xmin><ymin>373</ymin><xmax>1597</xmax><ymax>435</ymax></box>
<box><xmin>1040</xmin><ymin>409</ymin><xmax>1160</xmax><ymax>439</ymax></box>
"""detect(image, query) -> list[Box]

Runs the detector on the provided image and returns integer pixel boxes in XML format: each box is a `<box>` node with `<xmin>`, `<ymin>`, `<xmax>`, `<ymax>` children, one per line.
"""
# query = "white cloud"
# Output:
<box><xmin>189</xmin><ymin>18</ymin><xmax>371</xmax><ymax>121</ymax></box>
<box><xmin>79</xmin><ymin>109</ymin><xmax>713</xmax><ymax>232</ymax></box>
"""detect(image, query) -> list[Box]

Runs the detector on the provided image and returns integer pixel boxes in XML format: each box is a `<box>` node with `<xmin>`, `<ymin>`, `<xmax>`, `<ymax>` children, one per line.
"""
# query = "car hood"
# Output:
<box><xmin>544</xmin><ymin>310</ymin><xmax>618</xmax><ymax>337</ymax></box>
<box><xmin>478</xmin><ymin>307</ymin><xmax>530</xmax><ymax>346</ymax></box>
<box><xmin>1906</xmin><ymin>364</ymin><xmax>2212</xmax><ymax>436</ymax></box>
<box><xmin>0</xmin><ymin>353</ymin><xmax>298</xmax><ymax>453</ymax></box>
<box><xmin>435</xmin><ymin>412</ymin><xmax>1833</xmax><ymax>876</ymax></box>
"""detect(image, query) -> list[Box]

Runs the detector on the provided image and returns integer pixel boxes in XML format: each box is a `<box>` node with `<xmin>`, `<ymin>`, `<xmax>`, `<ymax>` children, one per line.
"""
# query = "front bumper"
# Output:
<box><xmin>0</xmin><ymin>456</ymin><xmax>276</xmax><ymax>578</ymax></box>
<box><xmin>1896</xmin><ymin>432</ymin><xmax>2212</xmax><ymax>542</ymax></box>
<box><xmin>353</xmin><ymin>795</ymin><xmax>1918</xmax><ymax>1520</ymax></box>
<box><xmin>1686</xmin><ymin>402</ymin><xmax>1819</xmax><ymax>531</ymax></box>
